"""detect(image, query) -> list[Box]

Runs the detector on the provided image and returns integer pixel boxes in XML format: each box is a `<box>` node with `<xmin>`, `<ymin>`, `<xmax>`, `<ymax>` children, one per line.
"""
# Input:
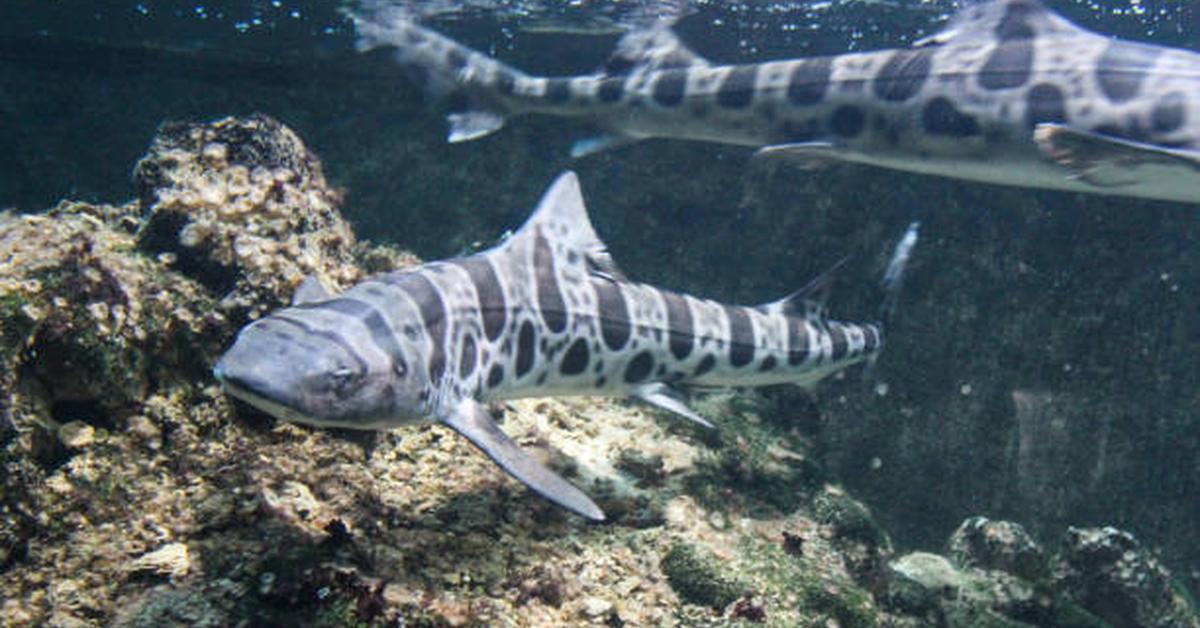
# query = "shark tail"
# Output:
<box><xmin>350</xmin><ymin>2</ymin><xmax>534</xmax><ymax>143</ymax></box>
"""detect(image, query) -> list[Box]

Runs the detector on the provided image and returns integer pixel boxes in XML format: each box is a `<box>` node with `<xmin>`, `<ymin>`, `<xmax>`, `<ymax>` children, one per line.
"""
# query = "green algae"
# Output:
<box><xmin>661</xmin><ymin>542</ymin><xmax>744</xmax><ymax>609</ymax></box>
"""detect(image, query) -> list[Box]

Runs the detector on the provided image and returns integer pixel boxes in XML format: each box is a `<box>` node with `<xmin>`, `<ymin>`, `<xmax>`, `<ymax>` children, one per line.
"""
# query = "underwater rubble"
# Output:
<box><xmin>1</xmin><ymin>115</ymin><xmax>1196</xmax><ymax>627</ymax></box>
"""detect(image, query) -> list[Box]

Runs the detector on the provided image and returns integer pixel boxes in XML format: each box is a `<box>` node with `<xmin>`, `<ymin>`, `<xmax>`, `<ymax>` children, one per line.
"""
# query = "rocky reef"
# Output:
<box><xmin>1</xmin><ymin>116</ymin><xmax>1195</xmax><ymax>627</ymax></box>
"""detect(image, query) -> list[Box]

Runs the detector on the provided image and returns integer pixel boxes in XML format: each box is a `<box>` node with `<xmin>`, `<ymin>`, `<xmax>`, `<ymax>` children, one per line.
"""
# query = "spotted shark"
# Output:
<box><xmin>213</xmin><ymin>172</ymin><xmax>910</xmax><ymax>521</ymax></box>
<box><xmin>351</xmin><ymin>0</ymin><xmax>1200</xmax><ymax>203</ymax></box>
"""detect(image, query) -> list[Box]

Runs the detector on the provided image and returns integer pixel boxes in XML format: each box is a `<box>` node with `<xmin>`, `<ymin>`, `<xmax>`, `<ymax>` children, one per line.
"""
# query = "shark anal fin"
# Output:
<box><xmin>1034</xmin><ymin>123</ymin><xmax>1200</xmax><ymax>188</ymax></box>
<box><xmin>447</xmin><ymin>110</ymin><xmax>506</xmax><ymax>143</ymax></box>
<box><xmin>632</xmin><ymin>383</ymin><xmax>713</xmax><ymax>428</ymax></box>
<box><xmin>755</xmin><ymin>142</ymin><xmax>840</xmax><ymax>170</ymax></box>
<box><xmin>440</xmin><ymin>399</ymin><xmax>605</xmax><ymax>521</ymax></box>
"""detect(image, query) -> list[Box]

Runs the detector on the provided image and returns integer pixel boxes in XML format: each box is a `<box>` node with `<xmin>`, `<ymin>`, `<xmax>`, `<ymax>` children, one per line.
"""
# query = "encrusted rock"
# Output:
<box><xmin>133</xmin><ymin>114</ymin><xmax>361</xmax><ymax>321</ymax></box>
<box><xmin>947</xmin><ymin>516</ymin><xmax>1046</xmax><ymax>581</ymax></box>
<box><xmin>1052</xmin><ymin>526</ymin><xmax>1197</xmax><ymax>627</ymax></box>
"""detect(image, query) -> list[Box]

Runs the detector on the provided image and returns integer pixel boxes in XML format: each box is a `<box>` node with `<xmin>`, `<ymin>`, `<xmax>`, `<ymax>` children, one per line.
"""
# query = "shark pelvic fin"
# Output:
<box><xmin>754</xmin><ymin>142</ymin><xmax>840</xmax><ymax>170</ymax></box>
<box><xmin>1034</xmin><ymin>123</ymin><xmax>1200</xmax><ymax>188</ymax></box>
<box><xmin>440</xmin><ymin>399</ymin><xmax>605</xmax><ymax>521</ymax></box>
<box><xmin>447</xmin><ymin>110</ymin><xmax>506</xmax><ymax>143</ymax></box>
<box><xmin>570</xmin><ymin>134</ymin><xmax>641</xmax><ymax>159</ymax></box>
<box><xmin>633</xmin><ymin>383</ymin><xmax>714</xmax><ymax>428</ymax></box>
<box><xmin>509</xmin><ymin>171</ymin><xmax>628</xmax><ymax>281</ymax></box>
<box><xmin>605</xmin><ymin>27</ymin><xmax>709</xmax><ymax>75</ymax></box>
<box><xmin>292</xmin><ymin>275</ymin><xmax>332</xmax><ymax>306</ymax></box>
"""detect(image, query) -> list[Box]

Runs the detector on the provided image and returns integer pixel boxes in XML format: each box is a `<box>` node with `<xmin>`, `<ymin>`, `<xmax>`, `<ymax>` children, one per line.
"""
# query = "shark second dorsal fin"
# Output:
<box><xmin>761</xmin><ymin>257</ymin><xmax>849</xmax><ymax>320</ymax></box>
<box><xmin>508</xmin><ymin>171</ymin><xmax>627</xmax><ymax>281</ymax></box>
<box><xmin>440</xmin><ymin>399</ymin><xmax>605</xmax><ymax>521</ymax></box>
<box><xmin>917</xmin><ymin>0</ymin><xmax>1080</xmax><ymax>47</ymax></box>
<box><xmin>605</xmin><ymin>28</ymin><xmax>709</xmax><ymax>75</ymax></box>
<box><xmin>292</xmin><ymin>275</ymin><xmax>332</xmax><ymax>305</ymax></box>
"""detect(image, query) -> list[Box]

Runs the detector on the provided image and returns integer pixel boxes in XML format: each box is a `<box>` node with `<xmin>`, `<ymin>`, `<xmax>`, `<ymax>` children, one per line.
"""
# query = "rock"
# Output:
<box><xmin>1052</xmin><ymin>526</ymin><xmax>1198</xmax><ymax>628</ymax></box>
<box><xmin>57</xmin><ymin>421</ymin><xmax>96</xmax><ymax>448</ymax></box>
<box><xmin>133</xmin><ymin>114</ymin><xmax>363</xmax><ymax>321</ymax></box>
<box><xmin>947</xmin><ymin>517</ymin><xmax>1046</xmax><ymax>581</ymax></box>
<box><xmin>582</xmin><ymin>596</ymin><xmax>613</xmax><ymax>617</ymax></box>
<box><xmin>129</xmin><ymin>543</ymin><xmax>191</xmax><ymax>581</ymax></box>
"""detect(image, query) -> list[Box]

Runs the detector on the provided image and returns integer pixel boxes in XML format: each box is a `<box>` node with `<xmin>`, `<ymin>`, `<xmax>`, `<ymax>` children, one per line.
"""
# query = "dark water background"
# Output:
<box><xmin>4</xmin><ymin>0</ymin><xmax>1199</xmax><ymax>587</ymax></box>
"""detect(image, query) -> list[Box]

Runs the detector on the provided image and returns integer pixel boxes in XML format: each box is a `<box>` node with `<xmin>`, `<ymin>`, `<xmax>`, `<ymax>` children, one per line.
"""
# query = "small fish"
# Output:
<box><xmin>351</xmin><ymin>0</ymin><xmax>1200</xmax><ymax>203</ymax></box>
<box><xmin>214</xmin><ymin>172</ymin><xmax>907</xmax><ymax>520</ymax></box>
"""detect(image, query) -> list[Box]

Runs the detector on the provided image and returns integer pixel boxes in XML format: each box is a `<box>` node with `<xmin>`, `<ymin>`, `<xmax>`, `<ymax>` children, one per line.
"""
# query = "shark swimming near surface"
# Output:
<box><xmin>213</xmin><ymin>172</ymin><xmax>915</xmax><ymax>520</ymax></box>
<box><xmin>351</xmin><ymin>0</ymin><xmax>1200</xmax><ymax>203</ymax></box>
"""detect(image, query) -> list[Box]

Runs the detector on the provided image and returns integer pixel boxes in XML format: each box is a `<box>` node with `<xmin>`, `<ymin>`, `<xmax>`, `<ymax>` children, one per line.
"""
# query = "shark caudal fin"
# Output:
<box><xmin>349</xmin><ymin>1</ymin><xmax>529</xmax><ymax>143</ymax></box>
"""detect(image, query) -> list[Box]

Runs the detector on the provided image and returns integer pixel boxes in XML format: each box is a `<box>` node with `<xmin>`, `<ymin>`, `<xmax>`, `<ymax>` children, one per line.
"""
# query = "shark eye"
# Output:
<box><xmin>329</xmin><ymin>367</ymin><xmax>360</xmax><ymax>397</ymax></box>
<box><xmin>393</xmin><ymin>360</ymin><xmax>408</xmax><ymax>378</ymax></box>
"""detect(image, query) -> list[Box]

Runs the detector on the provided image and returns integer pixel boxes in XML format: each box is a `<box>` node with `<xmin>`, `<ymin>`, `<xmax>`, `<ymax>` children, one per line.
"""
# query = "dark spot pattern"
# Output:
<box><xmin>787</xmin><ymin>319</ymin><xmax>810</xmax><ymax>366</ymax></box>
<box><xmin>560</xmin><ymin>338</ymin><xmax>590</xmax><ymax>375</ymax></box>
<box><xmin>495</xmin><ymin>70</ymin><xmax>516</xmax><ymax>95</ymax></box>
<box><xmin>516</xmin><ymin>321</ymin><xmax>536</xmax><ymax>378</ymax></box>
<box><xmin>459</xmin><ymin>335</ymin><xmax>477</xmax><ymax>379</ymax></box>
<box><xmin>830</xmin><ymin>324</ymin><xmax>849</xmax><ymax>360</ymax></box>
<box><xmin>922</xmin><ymin>97</ymin><xmax>981</xmax><ymax>136</ymax></box>
<box><xmin>653</xmin><ymin>70</ymin><xmax>687</xmax><ymax>107</ymax></box>
<box><xmin>873</xmin><ymin>49</ymin><xmax>932</xmax><ymax>102</ymax></box>
<box><xmin>693</xmin><ymin>354</ymin><xmax>716</xmax><ymax>377</ymax></box>
<box><xmin>831</xmin><ymin>105</ymin><xmax>865</xmax><ymax>138</ymax></box>
<box><xmin>864</xmin><ymin>327</ymin><xmax>879</xmax><ymax>353</ymax></box>
<box><xmin>995</xmin><ymin>2</ymin><xmax>1037</xmax><ymax>40</ymax></box>
<box><xmin>446</xmin><ymin>48</ymin><xmax>468</xmax><ymax>71</ymax></box>
<box><xmin>777</xmin><ymin>119</ymin><xmax>820</xmax><ymax>143</ymax></box>
<box><xmin>1025</xmin><ymin>83</ymin><xmax>1067</xmax><ymax>129</ymax></box>
<box><xmin>724</xmin><ymin>306</ymin><xmax>756</xmax><ymax>368</ymax></box>
<box><xmin>451</xmin><ymin>258</ymin><xmax>507</xmax><ymax>342</ymax></box>
<box><xmin>624</xmin><ymin>351</ymin><xmax>654</xmax><ymax>383</ymax></box>
<box><xmin>598</xmin><ymin>76</ymin><xmax>625</xmax><ymax>103</ymax></box>
<box><xmin>534</xmin><ymin>231</ymin><xmax>568</xmax><ymax>334</ymax></box>
<box><xmin>759</xmin><ymin>356</ymin><xmax>777</xmax><ymax>372</ymax></box>
<box><xmin>1096</xmin><ymin>41</ymin><xmax>1161</xmax><ymax>103</ymax></box>
<box><xmin>544</xmin><ymin>79</ymin><xmax>572</xmax><ymax>104</ymax></box>
<box><xmin>383</xmin><ymin>273</ymin><xmax>446</xmax><ymax>384</ymax></box>
<box><xmin>979</xmin><ymin>40</ymin><xmax>1034</xmax><ymax>91</ymax></box>
<box><xmin>1151</xmin><ymin>92</ymin><xmax>1186</xmax><ymax>134</ymax></box>
<box><xmin>718</xmin><ymin>66</ymin><xmax>758</xmax><ymax>109</ymax></box>
<box><xmin>487</xmin><ymin>364</ymin><xmax>504</xmax><ymax>388</ymax></box>
<box><xmin>594</xmin><ymin>280</ymin><xmax>631</xmax><ymax>350</ymax></box>
<box><xmin>787</xmin><ymin>59</ymin><xmax>832</xmax><ymax>106</ymax></box>
<box><xmin>661</xmin><ymin>292</ymin><xmax>694</xmax><ymax>360</ymax></box>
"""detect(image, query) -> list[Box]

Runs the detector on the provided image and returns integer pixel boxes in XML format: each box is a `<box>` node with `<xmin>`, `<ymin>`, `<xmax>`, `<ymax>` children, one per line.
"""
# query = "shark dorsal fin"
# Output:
<box><xmin>292</xmin><ymin>275</ymin><xmax>332</xmax><ymax>305</ymax></box>
<box><xmin>605</xmin><ymin>28</ymin><xmax>709</xmax><ymax>75</ymax></box>
<box><xmin>509</xmin><ymin>171</ymin><xmax>626</xmax><ymax>281</ymax></box>
<box><xmin>761</xmin><ymin>257</ymin><xmax>849</xmax><ymax>320</ymax></box>
<box><xmin>917</xmin><ymin>0</ymin><xmax>1080</xmax><ymax>47</ymax></box>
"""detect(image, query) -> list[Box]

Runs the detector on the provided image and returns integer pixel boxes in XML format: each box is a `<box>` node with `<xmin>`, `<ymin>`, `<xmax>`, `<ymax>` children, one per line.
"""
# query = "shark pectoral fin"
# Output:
<box><xmin>439</xmin><ymin>399</ymin><xmax>605</xmax><ymax>521</ymax></box>
<box><xmin>632</xmin><ymin>383</ymin><xmax>713</xmax><ymax>429</ymax></box>
<box><xmin>754</xmin><ymin>142</ymin><xmax>840</xmax><ymax>170</ymax></box>
<box><xmin>447</xmin><ymin>110</ymin><xmax>506</xmax><ymax>143</ymax></box>
<box><xmin>570</xmin><ymin>134</ymin><xmax>640</xmax><ymax>159</ymax></box>
<box><xmin>1034</xmin><ymin>123</ymin><xmax>1200</xmax><ymax>188</ymax></box>
<box><xmin>292</xmin><ymin>275</ymin><xmax>332</xmax><ymax>305</ymax></box>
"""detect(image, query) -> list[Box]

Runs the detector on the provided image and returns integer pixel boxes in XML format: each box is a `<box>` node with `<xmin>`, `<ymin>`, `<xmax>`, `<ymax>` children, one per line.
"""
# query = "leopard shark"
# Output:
<box><xmin>351</xmin><ymin>0</ymin><xmax>1200</xmax><ymax>204</ymax></box>
<box><xmin>213</xmin><ymin>172</ymin><xmax>914</xmax><ymax>520</ymax></box>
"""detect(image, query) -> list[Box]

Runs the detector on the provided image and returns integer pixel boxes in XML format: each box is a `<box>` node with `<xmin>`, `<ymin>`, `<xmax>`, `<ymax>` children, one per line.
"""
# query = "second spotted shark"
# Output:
<box><xmin>214</xmin><ymin>172</ymin><xmax>914</xmax><ymax>520</ymax></box>
<box><xmin>352</xmin><ymin>0</ymin><xmax>1200</xmax><ymax>204</ymax></box>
